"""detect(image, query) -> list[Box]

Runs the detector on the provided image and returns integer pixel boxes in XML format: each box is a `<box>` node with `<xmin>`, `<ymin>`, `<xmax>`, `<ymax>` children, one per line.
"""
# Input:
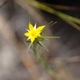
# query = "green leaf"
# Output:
<box><xmin>38</xmin><ymin>41</ymin><xmax>49</xmax><ymax>51</ymax></box>
<box><xmin>44</xmin><ymin>36</ymin><xmax>60</xmax><ymax>39</ymax></box>
<box><xmin>46</xmin><ymin>21</ymin><xmax>57</xmax><ymax>28</ymax></box>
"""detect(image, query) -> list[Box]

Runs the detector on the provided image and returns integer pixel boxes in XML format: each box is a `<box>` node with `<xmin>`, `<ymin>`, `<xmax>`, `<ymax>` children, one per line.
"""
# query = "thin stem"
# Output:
<box><xmin>32</xmin><ymin>43</ymin><xmax>56</xmax><ymax>78</ymax></box>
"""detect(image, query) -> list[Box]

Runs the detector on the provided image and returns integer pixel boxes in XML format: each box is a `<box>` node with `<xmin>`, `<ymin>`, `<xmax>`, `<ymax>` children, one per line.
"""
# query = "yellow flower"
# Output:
<box><xmin>24</xmin><ymin>23</ymin><xmax>45</xmax><ymax>43</ymax></box>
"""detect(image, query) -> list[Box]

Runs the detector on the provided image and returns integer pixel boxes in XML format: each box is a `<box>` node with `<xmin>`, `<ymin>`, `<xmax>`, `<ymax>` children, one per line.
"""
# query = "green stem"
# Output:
<box><xmin>32</xmin><ymin>43</ymin><xmax>55</xmax><ymax>78</ymax></box>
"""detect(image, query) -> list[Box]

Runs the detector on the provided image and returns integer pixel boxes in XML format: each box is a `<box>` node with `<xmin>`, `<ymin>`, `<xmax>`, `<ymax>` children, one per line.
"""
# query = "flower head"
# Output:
<box><xmin>24</xmin><ymin>23</ymin><xmax>45</xmax><ymax>43</ymax></box>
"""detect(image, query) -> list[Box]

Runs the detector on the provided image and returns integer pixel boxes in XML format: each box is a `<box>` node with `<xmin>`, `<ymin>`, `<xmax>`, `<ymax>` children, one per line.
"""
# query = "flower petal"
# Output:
<box><xmin>34</xmin><ymin>23</ymin><xmax>36</xmax><ymax>29</ymax></box>
<box><xmin>29</xmin><ymin>23</ymin><xmax>34</xmax><ymax>31</ymax></box>
<box><xmin>36</xmin><ymin>25</ymin><xmax>45</xmax><ymax>33</ymax></box>
<box><xmin>31</xmin><ymin>37</ymin><xmax>35</xmax><ymax>43</ymax></box>
<box><xmin>24</xmin><ymin>32</ymin><xmax>30</xmax><ymax>37</ymax></box>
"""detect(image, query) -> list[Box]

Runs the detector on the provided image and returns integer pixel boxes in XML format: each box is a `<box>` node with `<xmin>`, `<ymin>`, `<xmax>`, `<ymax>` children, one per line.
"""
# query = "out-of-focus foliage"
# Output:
<box><xmin>25</xmin><ymin>0</ymin><xmax>80</xmax><ymax>31</ymax></box>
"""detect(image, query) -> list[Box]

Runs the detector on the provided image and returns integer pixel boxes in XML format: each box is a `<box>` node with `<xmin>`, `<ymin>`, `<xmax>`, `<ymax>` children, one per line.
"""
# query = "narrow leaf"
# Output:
<box><xmin>38</xmin><ymin>41</ymin><xmax>49</xmax><ymax>51</ymax></box>
<box><xmin>44</xmin><ymin>36</ymin><xmax>60</xmax><ymax>39</ymax></box>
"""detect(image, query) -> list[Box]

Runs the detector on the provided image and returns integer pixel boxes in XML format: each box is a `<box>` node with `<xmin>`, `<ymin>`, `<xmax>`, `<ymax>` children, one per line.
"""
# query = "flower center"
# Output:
<box><xmin>32</xmin><ymin>33</ymin><xmax>35</xmax><ymax>37</ymax></box>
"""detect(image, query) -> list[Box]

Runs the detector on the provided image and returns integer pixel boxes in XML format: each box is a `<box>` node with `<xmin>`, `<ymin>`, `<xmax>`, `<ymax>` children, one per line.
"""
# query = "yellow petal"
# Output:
<box><xmin>31</xmin><ymin>37</ymin><xmax>35</xmax><ymax>43</ymax></box>
<box><xmin>29</xmin><ymin>23</ymin><xmax>34</xmax><ymax>31</ymax></box>
<box><xmin>37</xmin><ymin>34</ymin><xmax>41</xmax><ymax>37</ymax></box>
<box><xmin>24</xmin><ymin>32</ymin><xmax>30</xmax><ymax>37</ymax></box>
<box><xmin>36</xmin><ymin>25</ymin><xmax>45</xmax><ymax>33</ymax></box>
